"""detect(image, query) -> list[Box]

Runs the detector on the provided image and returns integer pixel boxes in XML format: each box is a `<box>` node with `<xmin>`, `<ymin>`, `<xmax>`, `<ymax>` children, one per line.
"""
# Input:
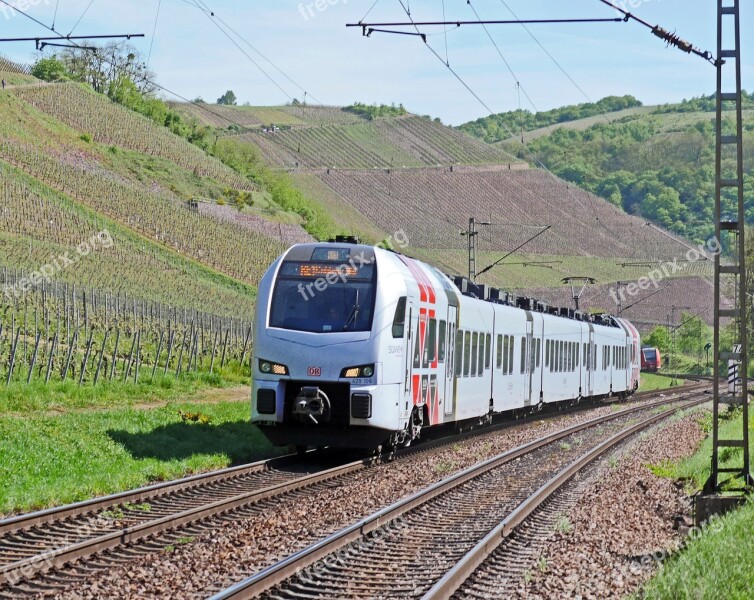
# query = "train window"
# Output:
<box><xmin>554</xmin><ymin>341</ymin><xmax>559</xmax><ymax>372</ymax></box>
<box><xmin>583</xmin><ymin>343</ymin><xmax>587</xmax><ymax>368</ymax></box>
<box><xmin>455</xmin><ymin>331</ymin><xmax>463</xmax><ymax>377</ymax></box>
<box><xmin>428</xmin><ymin>319</ymin><xmax>437</xmax><ymax>363</ymax></box>
<box><xmin>567</xmin><ymin>342</ymin><xmax>572</xmax><ymax>372</ymax></box>
<box><xmin>439</xmin><ymin>321</ymin><xmax>447</xmax><ymax>362</ymax></box>
<box><xmin>392</xmin><ymin>297</ymin><xmax>407</xmax><ymax>338</ymax></box>
<box><xmin>496</xmin><ymin>335</ymin><xmax>503</xmax><ymax>369</ymax></box>
<box><xmin>478</xmin><ymin>335</ymin><xmax>485</xmax><ymax>376</ymax></box>
<box><xmin>508</xmin><ymin>336</ymin><xmax>514</xmax><ymax>375</ymax></box>
<box><xmin>520</xmin><ymin>337</ymin><xmax>526</xmax><ymax>374</ymax></box>
<box><xmin>559</xmin><ymin>341</ymin><xmax>564</xmax><ymax>372</ymax></box>
<box><xmin>503</xmin><ymin>336</ymin><xmax>510</xmax><ymax>374</ymax></box>
<box><xmin>463</xmin><ymin>332</ymin><xmax>471</xmax><ymax>377</ymax></box>
<box><xmin>484</xmin><ymin>334</ymin><xmax>491</xmax><ymax>370</ymax></box>
<box><xmin>545</xmin><ymin>340</ymin><xmax>550</xmax><ymax>368</ymax></box>
<box><xmin>471</xmin><ymin>333</ymin><xmax>479</xmax><ymax>377</ymax></box>
<box><xmin>573</xmin><ymin>343</ymin><xmax>577</xmax><ymax>371</ymax></box>
<box><xmin>536</xmin><ymin>338</ymin><xmax>541</xmax><ymax>368</ymax></box>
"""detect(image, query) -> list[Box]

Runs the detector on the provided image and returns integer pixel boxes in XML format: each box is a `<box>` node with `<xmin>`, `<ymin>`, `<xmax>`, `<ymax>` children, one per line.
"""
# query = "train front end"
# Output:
<box><xmin>252</xmin><ymin>242</ymin><xmax>407</xmax><ymax>449</ymax></box>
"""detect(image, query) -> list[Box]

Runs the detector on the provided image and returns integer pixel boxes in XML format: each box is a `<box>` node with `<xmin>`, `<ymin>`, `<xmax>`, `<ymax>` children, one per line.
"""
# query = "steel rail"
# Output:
<box><xmin>422</xmin><ymin>397</ymin><xmax>709</xmax><ymax>598</ymax></box>
<box><xmin>208</xmin><ymin>391</ymin><xmax>709</xmax><ymax>600</ymax></box>
<box><xmin>0</xmin><ymin>382</ymin><xmax>707</xmax><ymax>589</ymax></box>
<box><xmin>1</xmin><ymin>380</ymin><xmax>703</xmax><ymax>538</ymax></box>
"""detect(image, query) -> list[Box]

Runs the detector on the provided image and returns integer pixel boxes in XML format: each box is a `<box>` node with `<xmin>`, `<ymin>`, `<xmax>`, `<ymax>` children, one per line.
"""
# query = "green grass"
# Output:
<box><xmin>0</xmin><ymin>368</ymin><xmax>246</xmax><ymax>414</ymax></box>
<box><xmin>0</xmin><ymin>398</ymin><xmax>287</xmax><ymax>514</ymax></box>
<box><xmin>638</xmin><ymin>497</ymin><xmax>754</xmax><ymax>599</ymax></box>
<box><xmin>656</xmin><ymin>410</ymin><xmax>752</xmax><ymax>491</ymax></box>
<box><xmin>639</xmin><ymin>373</ymin><xmax>685</xmax><ymax>392</ymax></box>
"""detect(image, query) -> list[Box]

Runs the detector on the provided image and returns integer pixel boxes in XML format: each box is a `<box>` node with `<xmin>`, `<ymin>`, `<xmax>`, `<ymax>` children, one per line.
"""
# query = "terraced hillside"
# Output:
<box><xmin>521</xmin><ymin>277</ymin><xmax>722</xmax><ymax>333</ymax></box>
<box><xmin>240</xmin><ymin>117</ymin><xmax>517</xmax><ymax>169</ymax></box>
<box><xmin>0</xmin><ymin>83</ymin><xmax>305</xmax><ymax>317</ymax></box>
<box><xmin>318</xmin><ymin>165</ymin><xmax>690</xmax><ymax>258</ymax></box>
<box><xmin>14</xmin><ymin>83</ymin><xmax>250</xmax><ymax>189</ymax></box>
<box><xmin>171</xmin><ymin>102</ymin><xmax>367</xmax><ymax>128</ymax></box>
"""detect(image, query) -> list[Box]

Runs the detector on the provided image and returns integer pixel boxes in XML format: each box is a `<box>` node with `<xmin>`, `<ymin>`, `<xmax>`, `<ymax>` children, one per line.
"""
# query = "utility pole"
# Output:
<box><xmin>698</xmin><ymin>0</ymin><xmax>753</xmax><ymax>522</ymax></box>
<box><xmin>460</xmin><ymin>218</ymin><xmax>490</xmax><ymax>281</ymax></box>
<box><xmin>669</xmin><ymin>305</ymin><xmax>691</xmax><ymax>385</ymax></box>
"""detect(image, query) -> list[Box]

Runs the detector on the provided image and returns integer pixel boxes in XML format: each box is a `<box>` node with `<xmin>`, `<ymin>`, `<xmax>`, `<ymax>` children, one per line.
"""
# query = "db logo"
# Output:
<box><xmin>307</xmin><ymin>367</ymin><xmax>322</xmax><ymax>377</ymax></box>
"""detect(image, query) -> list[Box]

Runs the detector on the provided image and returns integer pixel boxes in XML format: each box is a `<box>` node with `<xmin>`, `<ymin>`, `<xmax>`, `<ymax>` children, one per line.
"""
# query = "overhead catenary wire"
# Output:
<box><xmin>185</xmin><ymin>0</ymin><xmax>294</xmax><ymax>104</ymax></box>
<box><xmin>146</xmin><ymin>0</ymin><xmax>162</xmax><ymax>72</ymax></box>
<box><xmin>189</xmin><ymin>0</ymin><xmax>323</xmax><ymax>105</ymax></box>
<box><xmin>465</xmin><ymin>0</ymin><xmax>538</xmax><ymax>113</ymax></box>
<box><xmin>67</xmin><ymin>0</ymin><xmax>96</xmax><ymax>36</ymax></box>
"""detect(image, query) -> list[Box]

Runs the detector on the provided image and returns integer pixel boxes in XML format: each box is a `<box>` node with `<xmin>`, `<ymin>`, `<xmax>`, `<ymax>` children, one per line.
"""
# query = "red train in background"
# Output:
<box><xmin>641</xmin><ymin>347</ymin><xmax>662</xmax><ymax>372</ymax></box>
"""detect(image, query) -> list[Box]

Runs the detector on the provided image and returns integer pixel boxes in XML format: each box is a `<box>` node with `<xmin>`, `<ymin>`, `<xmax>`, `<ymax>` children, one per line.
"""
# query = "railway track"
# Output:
<box><xmin>0</xmin><ymin>382</ymin><xmax>707</xmax><ymax>596</ymax></box>
<box><xmin>209</xmin><ymin>392</ymin><xmax>709</xmax><ymax>600</ymax></box>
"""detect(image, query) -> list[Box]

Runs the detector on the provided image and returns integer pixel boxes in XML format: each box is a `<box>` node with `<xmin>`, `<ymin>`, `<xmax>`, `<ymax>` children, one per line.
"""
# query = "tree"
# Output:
<box><xmin>646</xmin><ymin>326</ymin><xmax>670</xmax><ymax>354</ymax></box>
<box><xmin>217</xmin><ymin>90</ymin><xmax>237</xmax><ymax>106</ymax></box>
<box><xmin>31</xmin><ymin>56</ymin><xmax>68</xmax><ymax>82</ymax></box>
<box><xmin>54</xmin><ymin>42</ymin><xmax>156</xmax><ymax>94</ymax></box>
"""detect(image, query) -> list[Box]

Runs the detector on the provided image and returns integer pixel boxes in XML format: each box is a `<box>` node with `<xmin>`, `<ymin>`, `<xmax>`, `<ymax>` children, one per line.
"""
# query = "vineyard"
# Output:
<box><xmin>0</xmin><ymin>162</ymin><xmax>258</xmax><ymax>316</ymax></box>
<box><xmin>0</xmin><ymin>266</ymin><xmax>253</xmax><ymax>394</ymax></box>
<box><xmin>317</xmin><ymin>165</ymin><xmax>692</xmax><ymax>259</ymax></box>
<box><xmin>238</xmin><ymin>116</ymin><xmax>517</xmax><ymax>169</ymax></box>
<box><xmin>521</xmin><ymin>276</ymin><xmax>721</xmax><ymax>333</ymax></box>
<box><xmin>171</xmin><ymin>102</ymin><xmax>371</xmax><ymax>129</ymax></box>
<box><xmin>0</xmin><ymin>141</ymin><xmax>286</xmax><ymax>286</ymax></box>
<box><xmin>11</xmin><ymin>83</ymin><xmax>251</xmax><ymax>190</ymax></box>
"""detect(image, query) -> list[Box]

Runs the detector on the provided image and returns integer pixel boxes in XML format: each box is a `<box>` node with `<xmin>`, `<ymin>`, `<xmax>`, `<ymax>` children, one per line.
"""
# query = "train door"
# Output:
<box><xmin>444</xmin><ymin>306</ymin><xmax>458</xmax><ymax>417</ymax></box>
<box><xmin>525</xmin><ymin>316</ymin><xmax>534</xmax><ymax>406</ymax></box>
<box><xmin>404</xmin><ymin>301</ymin><xmax>414</xmax><ymax>410</ymax></box>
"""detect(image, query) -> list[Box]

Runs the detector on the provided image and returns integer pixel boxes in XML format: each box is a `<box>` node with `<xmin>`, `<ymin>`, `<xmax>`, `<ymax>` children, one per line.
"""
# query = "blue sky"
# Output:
<box><xmin>1</xmin><ymin>1</ymin><xmax>749</xmax><ymax>124</ymax></box>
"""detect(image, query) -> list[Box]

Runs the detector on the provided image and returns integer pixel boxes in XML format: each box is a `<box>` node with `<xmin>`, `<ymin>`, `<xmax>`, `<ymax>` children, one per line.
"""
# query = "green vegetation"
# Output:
<box><xmin>0</xmin><ymin>370</ymin><xmax>244</xmax><ymax>414</ymax></box>
<box><xmin>639</xmin><ymin>409</ymin><xmax>754</xmax><ymax>599</ymax></box>
<box><xmin>30</xmin><ymin>56</ymin><xmax>68</xmax><ymax>82</ymax></box>
<box><xmin>217</xmin><ymin>90</ymin><xmax>238</xmax><ymax>106</ymax></box>
<box><xmin>639</xmin><ymin>373</ymin><xmax>684</xmax><ymax>392</ymax></box>
<box><xmin>0</xmin><ymin>399</ymin><xmax>283</xmax><ymax>514</ymax></box>
<box><xmin>458</xmin><ymin>95</ymin><xmax>642</xmax><ymax>143</ymax></box>
<box><xmin>654</xmin><ymin>409</ymin><xmax>751</xmax><ymax>490</ymax></box>
<box><xmin>638</xmin><ymin>497</ymin><xmax>754</xmax><ymax>599</ymax></box>
<box><xmin>344</xmin><ymin>101</ymin><xmax>407</xmax><ymax>120</ymax></box>
<box><xmin>459</xmin><ymin>94</ymin><xmax>754</xmax><ymax>243</ymax></box>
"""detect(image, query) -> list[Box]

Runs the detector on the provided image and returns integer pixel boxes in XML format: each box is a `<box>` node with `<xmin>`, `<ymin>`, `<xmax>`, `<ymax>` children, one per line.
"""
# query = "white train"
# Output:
<box><xmin>252</xmin><ymin>240</ymin><xmax>641</xmax><ymax>450</ymax></box>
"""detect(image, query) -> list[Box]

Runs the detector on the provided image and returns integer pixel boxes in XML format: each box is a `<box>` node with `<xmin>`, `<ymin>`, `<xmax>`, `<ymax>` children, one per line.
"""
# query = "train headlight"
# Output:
<box><xmin>259</xmin><ymin>359</ymin><xmax>289</xmax><ymax>376</ymax></box>
<box><xmin>340</xmin><ymin>364</ymin><xmax>375</xmax><ymax>378</ymax></box>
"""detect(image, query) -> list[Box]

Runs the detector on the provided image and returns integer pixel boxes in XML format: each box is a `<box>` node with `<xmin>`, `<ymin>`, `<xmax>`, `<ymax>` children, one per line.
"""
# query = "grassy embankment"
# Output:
<box><xmin>0</xmin><ymin>374</ymin><xmax>288</xmax><ymax>515</ymax></box>
<box><xmin>638</xmin><ymin>406</ymin><xmax>754</xmax><ymax>597</ymax></box>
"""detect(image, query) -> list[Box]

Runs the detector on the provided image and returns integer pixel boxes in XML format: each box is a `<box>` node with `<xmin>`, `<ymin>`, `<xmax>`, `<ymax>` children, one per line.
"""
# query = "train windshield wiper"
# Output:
<box><xmin>342</xmin><ymin>290</ymin><xmax>360</xmax><ymax>331</ymax></box>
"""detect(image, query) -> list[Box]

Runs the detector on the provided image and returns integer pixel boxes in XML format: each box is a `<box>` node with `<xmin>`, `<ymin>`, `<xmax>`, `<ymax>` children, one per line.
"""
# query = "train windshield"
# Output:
<box><xmin>643</xmin><ymin>349</ymin><xmax>657</xmax><ymax>361</ymax></box>
<box><xmin>269</xmin><ymin>261</ymin><xmax>377</xmax><ymax>333</ymax></box>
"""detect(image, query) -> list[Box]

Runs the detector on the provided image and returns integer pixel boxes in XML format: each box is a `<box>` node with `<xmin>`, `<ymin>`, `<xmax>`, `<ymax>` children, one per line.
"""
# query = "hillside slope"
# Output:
<box><xmin>460</xmin><ymin>94</ymin><xmax>754</xmax><ymax>243</ymax></box>
<box><xmin>0</xmin><ymin>83</ymin><xmax>310</xmax><ymax>317</ymax></box>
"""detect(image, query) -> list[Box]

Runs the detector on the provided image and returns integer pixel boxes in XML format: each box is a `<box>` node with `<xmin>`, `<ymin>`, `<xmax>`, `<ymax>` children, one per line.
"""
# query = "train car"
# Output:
<box><xmin>252</xmin><ymin>240</ymin><xmax>641</xmax><ymax>450</ymax></box>
<box><xmin>641</xmin><ymin>346</ymin><xmax>662</xmax><ymax>372</ymax></box>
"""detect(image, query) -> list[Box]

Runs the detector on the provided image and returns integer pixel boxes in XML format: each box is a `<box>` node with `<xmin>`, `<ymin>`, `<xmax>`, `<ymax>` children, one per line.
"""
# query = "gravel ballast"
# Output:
<box><xmin>48</xmin><ymin>398</ymin><xmax>699</xmax><ymax>599</ymax></box>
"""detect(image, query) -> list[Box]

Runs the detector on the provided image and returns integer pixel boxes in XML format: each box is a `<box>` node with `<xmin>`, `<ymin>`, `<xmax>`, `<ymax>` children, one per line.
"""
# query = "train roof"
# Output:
<box><xmin>288</xmin><ymin>239</ymin><xmax>625</xmax><ymax>330</ymax></box>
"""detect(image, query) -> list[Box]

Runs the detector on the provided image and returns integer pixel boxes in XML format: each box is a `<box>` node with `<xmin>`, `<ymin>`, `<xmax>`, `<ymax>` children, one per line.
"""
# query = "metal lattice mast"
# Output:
<box><xmin>706</xmin><ymin>0</ymin><xmax>752</xmax><ymax>493</ymax></box>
